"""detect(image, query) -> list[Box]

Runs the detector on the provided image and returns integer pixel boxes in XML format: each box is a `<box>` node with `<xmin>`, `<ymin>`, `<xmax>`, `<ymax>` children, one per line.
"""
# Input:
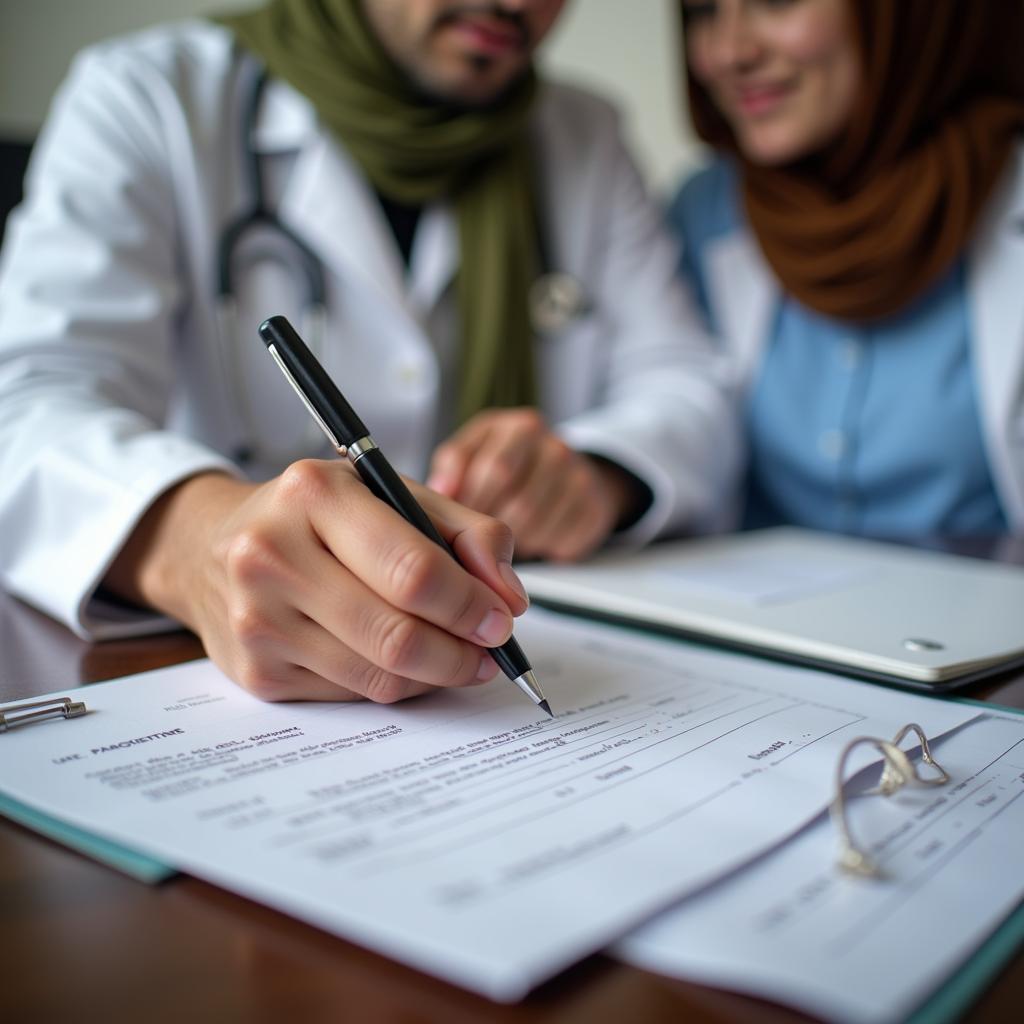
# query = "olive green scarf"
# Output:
<box><xmin>218</xmin><ymin>0</ymin><xmax>539</xmax><ymax>423</ymax></box>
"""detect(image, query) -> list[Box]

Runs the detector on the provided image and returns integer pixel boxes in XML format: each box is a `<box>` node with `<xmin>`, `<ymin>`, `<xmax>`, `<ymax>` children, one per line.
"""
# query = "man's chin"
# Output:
<box><xmin>413</xmin><ymin>63</ymin><xmax>531</xmax><ymax>110</ymax></box>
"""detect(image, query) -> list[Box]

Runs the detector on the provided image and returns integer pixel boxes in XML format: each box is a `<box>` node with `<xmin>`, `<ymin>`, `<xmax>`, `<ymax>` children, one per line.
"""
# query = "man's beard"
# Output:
<box><xmin>411</xmin><ymin>3</ymin><xmax>532</xmax><ymax>111</ymax></box>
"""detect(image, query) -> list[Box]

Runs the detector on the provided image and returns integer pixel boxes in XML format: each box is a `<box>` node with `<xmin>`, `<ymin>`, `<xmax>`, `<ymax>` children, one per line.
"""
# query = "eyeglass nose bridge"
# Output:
<box><xmin>874</xmin><ymin>724</ymin><xmax>950</xmax><ymax>795</ymax></box>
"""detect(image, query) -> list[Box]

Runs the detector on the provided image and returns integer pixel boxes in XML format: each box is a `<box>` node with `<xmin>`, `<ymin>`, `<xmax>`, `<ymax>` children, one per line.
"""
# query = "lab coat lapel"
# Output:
<box><xmin>251</xmin><ymin>78</ymin><xmax>409</xmax><ymax>311</ymax></box>
<box><xmin>968</xmin><ymin>144</ymin><xmax>1024</xmax><ymax>522</ymax></box>
<box><xmin>273</xmin><ymin>131</ymin><xmax>459</xmax><ymax>318</ymax></box>
<box><xmin>279</xmin><ymin>131</ymin><xmax>409</xmax><ymax>313</ymax></box>
<box><xmin>251</xmin><ymin>78</ymin><xmax>459</xmax><ymax>317</ymax></box>
<box><xmin>704</xmin><ymin>230</ymin><xmax>776</xmax><ymax>387</ymax></box>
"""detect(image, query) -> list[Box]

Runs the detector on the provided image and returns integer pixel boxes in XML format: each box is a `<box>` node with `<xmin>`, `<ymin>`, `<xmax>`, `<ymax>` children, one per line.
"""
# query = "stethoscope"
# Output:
<box><xmin>215</xmin><ymin>61</ymin><xmax>591</xmax><ymax>467</ymax></box>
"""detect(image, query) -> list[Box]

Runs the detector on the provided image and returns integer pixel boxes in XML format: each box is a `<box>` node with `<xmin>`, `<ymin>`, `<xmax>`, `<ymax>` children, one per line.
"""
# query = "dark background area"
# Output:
<box><xmin>0</xmin><ymin>139</ymin><xmax>32</xmax><ymax>247</ymax></box>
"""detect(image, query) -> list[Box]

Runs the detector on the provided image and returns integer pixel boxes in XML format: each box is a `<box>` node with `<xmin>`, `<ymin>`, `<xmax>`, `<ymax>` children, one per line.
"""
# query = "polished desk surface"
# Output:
<box><xmin>3</xmin><ymin>538</ymin><xmax>1024</xmax><ymax>1023</ymax></box>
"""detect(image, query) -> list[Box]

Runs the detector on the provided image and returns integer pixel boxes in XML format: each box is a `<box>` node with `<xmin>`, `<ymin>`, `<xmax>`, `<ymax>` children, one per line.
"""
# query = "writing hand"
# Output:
<box><xmin>104</xmin><ymin>461</ymin><xmax>530</xmax><ymax>702</ymax></box>
<box><xmin>426</xmin><ymin>408</ymin><xmax>641</xmax><ymax>562</ymax></box>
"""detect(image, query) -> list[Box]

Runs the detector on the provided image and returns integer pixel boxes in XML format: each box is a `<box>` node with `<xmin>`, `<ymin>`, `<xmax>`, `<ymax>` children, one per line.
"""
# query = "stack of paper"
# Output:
<box><xmin>617</xmin><ymin>711</ymin><xmax>1024</xmax><ymax>1024</ymax></box>
<box><xmin>0</xmin><ymin>608</ymin><xmax>988</xmax><ymax>1003</ymax></box>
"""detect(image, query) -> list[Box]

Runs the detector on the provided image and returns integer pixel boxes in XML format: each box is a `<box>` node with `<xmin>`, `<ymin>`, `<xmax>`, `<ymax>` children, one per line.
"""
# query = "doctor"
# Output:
<box><xmin>0</xmin><ymin>0</ymin><xmax>736</xmax><ymax>703</ymax></box>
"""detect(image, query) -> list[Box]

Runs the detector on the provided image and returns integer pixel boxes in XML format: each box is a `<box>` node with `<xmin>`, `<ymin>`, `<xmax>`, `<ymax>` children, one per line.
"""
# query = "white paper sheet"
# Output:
<box><xmin>617</xmin><ymin>711</ymin><xmax>1024</xmax><ymax>1023</ymax></box>
<box><xmin>0</xmin><ymin>609</ymin><xmax>978</xmax><ymax>1001</ymax></box>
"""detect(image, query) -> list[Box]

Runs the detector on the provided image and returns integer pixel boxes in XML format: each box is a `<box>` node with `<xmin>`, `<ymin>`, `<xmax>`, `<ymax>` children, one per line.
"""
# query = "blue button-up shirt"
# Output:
<box><xmin>669</xmin><ymin>160</ymin><xmax>1006</xmax><ymax>536</ymax></box>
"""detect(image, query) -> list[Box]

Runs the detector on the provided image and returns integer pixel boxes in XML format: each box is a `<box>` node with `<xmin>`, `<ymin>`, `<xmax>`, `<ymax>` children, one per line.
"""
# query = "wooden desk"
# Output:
<box><xmin>3</xmin><ymin>540</ymin><xmax>1023</xmax><ymax>1023</ymax></box>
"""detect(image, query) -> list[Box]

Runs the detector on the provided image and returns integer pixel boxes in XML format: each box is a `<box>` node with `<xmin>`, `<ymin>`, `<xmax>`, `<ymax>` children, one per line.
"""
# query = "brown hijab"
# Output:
<box><xmin>686</xmin><ymin>0</ymin><xmax>1024</xmax><ymax>322</ymax></box>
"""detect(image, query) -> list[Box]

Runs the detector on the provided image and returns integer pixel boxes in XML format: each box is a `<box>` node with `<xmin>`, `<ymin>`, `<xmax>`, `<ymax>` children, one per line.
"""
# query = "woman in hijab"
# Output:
<box><xmin>670</xmin><ymin>0</ymin><xmax>1024</xmax><ymax>535</ymax></box>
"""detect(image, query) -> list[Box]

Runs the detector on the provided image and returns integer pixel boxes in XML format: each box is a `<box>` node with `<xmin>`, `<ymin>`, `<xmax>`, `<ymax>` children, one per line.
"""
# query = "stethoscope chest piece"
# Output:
<box><xmin>529</xmin><ymin>271</ymin><xmax>590</xmax><ymax>333</ymax></box>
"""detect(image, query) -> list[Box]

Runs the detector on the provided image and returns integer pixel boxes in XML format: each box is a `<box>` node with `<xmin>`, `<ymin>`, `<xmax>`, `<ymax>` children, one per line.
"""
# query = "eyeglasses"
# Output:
<box><xmin>830</xmin><ymin>722</ymin><xmax>951</xmax><ymax>878</ymax></box>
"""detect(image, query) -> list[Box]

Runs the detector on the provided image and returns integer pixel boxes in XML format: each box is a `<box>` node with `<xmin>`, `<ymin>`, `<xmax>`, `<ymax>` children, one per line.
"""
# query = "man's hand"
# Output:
<box><xmin>104</xmin><ymin>461</ymin><xmax>530</xmax><ymax>703</ymax></box>
<box><xmin>426</xmin><ymin>408</ymin><xmax>644</xmax><ymax>562</ymax></box>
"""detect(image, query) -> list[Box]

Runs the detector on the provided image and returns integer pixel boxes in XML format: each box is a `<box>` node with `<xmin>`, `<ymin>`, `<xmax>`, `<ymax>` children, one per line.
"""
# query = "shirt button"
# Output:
<box><xmin>819</xmin><ymin>429</ymin><xmax>847</xmax><ymax>460</ymax></box>
<box><xmin>841</xmin><ymin>339</ymin><xmax>863</xmax><ymax>371</ymax></box>
<box><xmin>396</xmin><ymin>361</ymin><xmax>424</xmax><ymax>385</ymax></box>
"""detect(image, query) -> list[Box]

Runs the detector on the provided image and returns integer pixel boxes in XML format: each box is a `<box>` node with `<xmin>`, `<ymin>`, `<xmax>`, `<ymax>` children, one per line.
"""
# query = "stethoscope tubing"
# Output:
<box><xmin>213</xmin><ymin>55</ymin><xmax>590</xmax><ymax>466</ymax></box>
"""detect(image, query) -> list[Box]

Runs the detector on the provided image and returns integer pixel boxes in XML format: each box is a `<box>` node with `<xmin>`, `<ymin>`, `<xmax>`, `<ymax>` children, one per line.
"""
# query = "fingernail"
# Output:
<box><xmin>473</xmin><ymin>609</ymin><xmax>512</xmax><ymax>647</ymax></box>
<box><xmin>476</xmin><ymin>653</ymin><xmax>499</xmax><ymax>681</ymax></box>
<box><xmin>426</xmin><ymin>473</ymin><xmax>453</xmax><ymax>495</ymax></box>
<box><xmin>498</xmin><ymin>561</ymin><xmax>530</xmax><ymax>608</ymax></box>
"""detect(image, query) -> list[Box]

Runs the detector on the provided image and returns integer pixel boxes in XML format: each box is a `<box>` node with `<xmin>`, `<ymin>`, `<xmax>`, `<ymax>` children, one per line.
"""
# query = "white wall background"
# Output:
<box><xmin>0</xmin><ymin>0</ymin><xmax>705</xmax><ymax>194</ymax></box>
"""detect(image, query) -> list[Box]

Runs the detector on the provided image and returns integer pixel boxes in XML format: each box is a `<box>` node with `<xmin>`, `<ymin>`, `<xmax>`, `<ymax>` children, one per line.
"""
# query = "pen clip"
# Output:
<box><xmin>266</xmin><ymin>343</ymin><xmax>345</xmax><ymax>454</ymax></box>
<box><xmin>0</xmin><ymin>696</ymin><xmax>88</xmax><ymax>732</ymax></box>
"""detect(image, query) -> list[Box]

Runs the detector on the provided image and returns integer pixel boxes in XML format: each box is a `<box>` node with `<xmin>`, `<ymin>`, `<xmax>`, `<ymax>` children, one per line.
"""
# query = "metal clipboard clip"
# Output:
<box><xmin>0</xmin><ymin>697</ymin><xmax>88</xmax><ymax>733</ymax></box>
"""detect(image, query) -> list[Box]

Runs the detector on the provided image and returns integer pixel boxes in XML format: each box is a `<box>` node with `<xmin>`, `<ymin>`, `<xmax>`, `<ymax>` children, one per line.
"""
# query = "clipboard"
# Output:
<box><xmin>904</xmin><ymin>697</ymin><xmax>1024</xmax><ymax>1023</ymax></box>
<box><xmin>842</xmin><ymin>697</ymin><xmax>1024</xmax><ymax>1024</ymax></box>
<box><xmin>1</xmin><ymin>672</ymin><xmax>1021</xmax><ymax>1018</ymax></box>
<box><xmin>0</xmin><ymin>696</ymin><xmax>175</xmax><ymax>882</ymax></box>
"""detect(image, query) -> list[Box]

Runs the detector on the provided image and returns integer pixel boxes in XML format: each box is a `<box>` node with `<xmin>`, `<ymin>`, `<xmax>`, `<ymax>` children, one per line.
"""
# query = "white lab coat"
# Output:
<box><xmin>0</xmin><ymin>21</ymin><xmax>738</xmax><ymax>640</ymax></box>
<box><xmin>696</xmin><ymin>143</ymin><xmax>1024</xmax><ymax>531</ymax></box>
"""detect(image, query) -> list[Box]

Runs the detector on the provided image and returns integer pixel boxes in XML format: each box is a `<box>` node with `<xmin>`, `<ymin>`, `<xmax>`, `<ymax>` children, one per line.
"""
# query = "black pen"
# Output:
<box><xmin>258</xmin><ymin>315</ymin><xmax>552</xmax><ymax>717</ymax></box>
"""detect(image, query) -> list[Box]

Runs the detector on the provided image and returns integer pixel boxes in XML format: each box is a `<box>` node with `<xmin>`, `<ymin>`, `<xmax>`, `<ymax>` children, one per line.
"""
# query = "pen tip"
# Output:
<box><xmin>539</xmin><ymin>699</ymin><xmax>553</xmax><ymax>718</ymax></box>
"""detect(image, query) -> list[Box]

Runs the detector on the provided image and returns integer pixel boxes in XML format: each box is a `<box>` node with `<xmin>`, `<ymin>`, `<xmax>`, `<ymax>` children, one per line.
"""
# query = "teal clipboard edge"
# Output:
<box><xmin>902</xmin><ymin>696</ymin><xmax>1024</xmax><ymax>1024</ymax></box>
<box><xmin>905</xmin><ymin>899</ymin><xmax>1024</xmax><ymax>1024</ymax></box>
<box><xmin>0</xmin><ymin>791</ymin><xmax>175</xmax><ymax>884</ymax></box>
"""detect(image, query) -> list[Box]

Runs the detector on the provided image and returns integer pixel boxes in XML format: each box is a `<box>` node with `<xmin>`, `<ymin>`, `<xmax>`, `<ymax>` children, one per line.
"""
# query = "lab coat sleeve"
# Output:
<box><xmin>0</xmin><ymin>45</ymin><xmax>238</xmax><ymax>640</ymax></box>
<box><xmin>552</xmin><ymin>104</ymin><xmax>741</xmax><ymax>544</ymax></box>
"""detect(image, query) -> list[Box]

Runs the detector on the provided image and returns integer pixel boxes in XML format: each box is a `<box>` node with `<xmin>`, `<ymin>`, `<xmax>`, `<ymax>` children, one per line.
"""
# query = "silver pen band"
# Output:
<box><xmin>347</xmin><ymin>435</ymin><xmax>378</xmax><ymax>462</ymax></box>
